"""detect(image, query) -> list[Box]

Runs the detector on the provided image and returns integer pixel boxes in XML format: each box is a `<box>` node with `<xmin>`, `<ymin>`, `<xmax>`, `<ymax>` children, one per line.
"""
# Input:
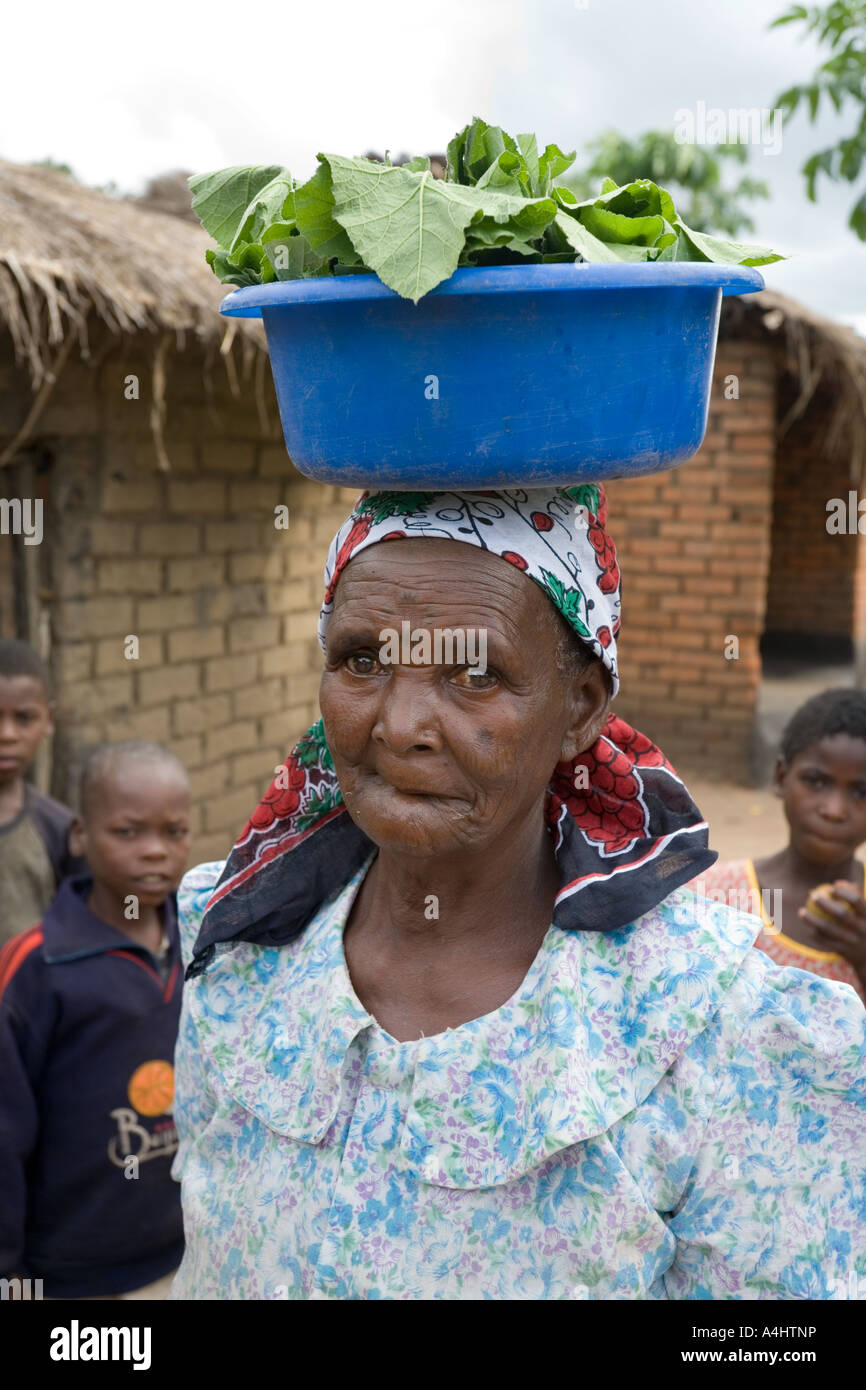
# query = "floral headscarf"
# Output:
<box><xmin>318</xmin><ymin>484</ymin><xmax>622</xmax><ymax>695</ymax></box>
<box><xmin>187</xmin><ymin>484</ymin><xmax>716</xmax><ymax>978</ymax></box>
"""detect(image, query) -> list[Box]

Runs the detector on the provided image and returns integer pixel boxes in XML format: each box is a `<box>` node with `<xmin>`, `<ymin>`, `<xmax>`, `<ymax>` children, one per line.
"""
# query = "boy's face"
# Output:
<box><xmin>70</xmin><ymin>762</ymin><xmax>191</xmax><ymax>909</ymax></box>
<box><xmin>775</xmin><ymin>734</ymin><xmax>866</xmax><ymax>866</ymax></box>
<box><xmin>0</xmin><ymin>675</ymin><xmax>54</xmax><ymax>788</ymax></box>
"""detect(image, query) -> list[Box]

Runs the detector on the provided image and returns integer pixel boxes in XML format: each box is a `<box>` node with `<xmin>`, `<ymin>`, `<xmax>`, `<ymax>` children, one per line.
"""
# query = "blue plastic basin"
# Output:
<box><xmin>221</xmin><ymin>262</ymin><xmax>765</xmax><ymax>489</ymax></box>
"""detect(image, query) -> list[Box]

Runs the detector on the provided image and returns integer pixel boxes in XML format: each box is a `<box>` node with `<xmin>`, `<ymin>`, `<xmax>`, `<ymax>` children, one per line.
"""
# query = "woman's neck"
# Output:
<box><xmin>342</xmin><ymin>816</ymin><xmax>562</xmax><ymax>1042</ymax></box>
<box><xmin>350</xmin><ymin>817</ymin><xmax>560</xmax><ymax>958</ymax></box>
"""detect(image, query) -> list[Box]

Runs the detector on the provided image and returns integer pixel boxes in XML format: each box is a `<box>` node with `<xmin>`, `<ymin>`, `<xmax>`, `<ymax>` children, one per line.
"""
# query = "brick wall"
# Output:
<box><xmin>2</xmin><ymin>338</ymin><xmax>358</xmax><ymax>865</ymax></box>
<box><xmin>605</xmin><ymin>341</ymin><xmax>776</xmax><ymax>783</ymax></box>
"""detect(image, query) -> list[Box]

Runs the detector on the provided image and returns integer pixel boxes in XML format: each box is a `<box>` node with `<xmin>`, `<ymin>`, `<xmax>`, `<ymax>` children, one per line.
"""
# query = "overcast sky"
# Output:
<box><xmin>3</xmin><ymin>0</ymin><xmax>865</xmax><ymax>333</ymax></box>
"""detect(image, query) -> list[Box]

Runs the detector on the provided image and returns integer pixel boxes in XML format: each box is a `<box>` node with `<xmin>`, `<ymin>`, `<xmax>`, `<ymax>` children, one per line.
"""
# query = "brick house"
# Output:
<box><xmin>1</xmin><ymin>161</ymin><xmax>865</xmax><ymax>863</ymax></box>
<box><xmin>607</xmin><ymin>292</ymin><xmax>866</xmax><ymax>783</ymax></box>
<box><xmin>0</xmin><ymin>160</ymin><xmax>358</xmax><ymax>862</ymax></box>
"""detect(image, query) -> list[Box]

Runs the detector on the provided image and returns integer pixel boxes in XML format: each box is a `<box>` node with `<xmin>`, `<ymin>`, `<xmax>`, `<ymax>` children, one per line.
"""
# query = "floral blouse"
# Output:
<box><xmin>169</xmin><ymin>856</ymin><xmax>866</xmax><ymax>1301</ymax></box>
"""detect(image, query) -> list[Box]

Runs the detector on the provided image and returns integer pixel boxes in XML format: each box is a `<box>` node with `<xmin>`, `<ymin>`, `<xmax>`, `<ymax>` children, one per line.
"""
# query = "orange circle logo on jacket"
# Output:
<box><xmin>128</xmin><ymin>1060</ymin><xmax>175</xmax><ymax>1117</ymax></box>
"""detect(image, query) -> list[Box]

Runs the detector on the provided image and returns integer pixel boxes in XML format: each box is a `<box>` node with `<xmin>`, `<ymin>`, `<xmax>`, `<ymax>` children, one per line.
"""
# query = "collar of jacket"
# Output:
<box><xmin>41</xmin><ymin>875</ymin><xmax>179</xmax><ymax>965</ymax></box>
<box><xmin>186</xmin><ymin>855</ymin><xmax>762</xmax><ymax>1189</ymax></box>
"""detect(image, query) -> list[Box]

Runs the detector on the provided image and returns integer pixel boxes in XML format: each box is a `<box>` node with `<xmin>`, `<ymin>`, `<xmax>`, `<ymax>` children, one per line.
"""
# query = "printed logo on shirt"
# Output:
<box><xmin>108</xmin><ymin>1059</ymin><xmax>178</xmax><ymax>1171</ymax></box>
<box><xmin>127</xmin><ymin>1059</ymin><xmax>174</xmax><ymax>1116</ymax></box>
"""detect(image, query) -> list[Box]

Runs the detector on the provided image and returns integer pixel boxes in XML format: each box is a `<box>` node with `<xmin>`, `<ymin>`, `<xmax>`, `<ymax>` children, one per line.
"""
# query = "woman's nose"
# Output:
<box><xmin>371</xmin><ymin>669</ymin><xmax>439</xmax><ymax>752</ymax></box>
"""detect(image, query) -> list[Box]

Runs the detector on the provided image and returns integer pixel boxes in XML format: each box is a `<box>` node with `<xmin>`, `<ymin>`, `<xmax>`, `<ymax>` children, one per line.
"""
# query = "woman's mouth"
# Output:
<box><xmin>384</xmin><ymin>780</ymin><xmax>458</xmax><ymax>799</ymax></box>
<box><xmin>372</xmin><ymin>769</ymin><xmax>451</xmax><ymax>797</ymax></box>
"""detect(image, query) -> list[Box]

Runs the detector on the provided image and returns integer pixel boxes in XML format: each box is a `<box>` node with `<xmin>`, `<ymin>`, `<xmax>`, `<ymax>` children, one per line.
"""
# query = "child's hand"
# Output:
<box><xmin>798</xmin><ymin>880</ymin><xmax>866</xmax><ymax>974</ymax></box>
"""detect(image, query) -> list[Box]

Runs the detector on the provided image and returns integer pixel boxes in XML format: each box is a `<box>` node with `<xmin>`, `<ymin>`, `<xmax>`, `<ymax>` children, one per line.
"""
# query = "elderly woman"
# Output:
<box><xmin>170</xmin><ymin>485</ymin><xmax>865</xmax><ymax>1301</ymax></box>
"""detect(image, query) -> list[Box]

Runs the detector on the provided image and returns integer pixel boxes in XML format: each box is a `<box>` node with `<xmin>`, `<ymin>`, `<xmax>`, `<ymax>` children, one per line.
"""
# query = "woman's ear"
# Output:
<box><xmin>559</xmin><ymin>661</ymin><xmax>612</xmax><ymax>763</ymax></box>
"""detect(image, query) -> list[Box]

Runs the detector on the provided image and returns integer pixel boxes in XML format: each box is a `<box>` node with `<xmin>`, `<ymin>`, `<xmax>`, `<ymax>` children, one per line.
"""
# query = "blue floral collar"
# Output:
<box><xmin>190</xmin><ymin>856</ymin><xmax>761</xmax><ymax>1188</ymax></box>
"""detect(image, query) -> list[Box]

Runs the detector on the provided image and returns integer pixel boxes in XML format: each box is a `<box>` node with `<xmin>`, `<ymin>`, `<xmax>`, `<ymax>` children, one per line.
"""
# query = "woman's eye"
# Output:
<box><xmin>453</xmin><ymin>666</ymin><xmax>497</xmax><ymax>690</ymax></box>
<box><xmin>345</xmin><ymin>653</ymin><xmax>382</xmax><ymax>675</ymax></box>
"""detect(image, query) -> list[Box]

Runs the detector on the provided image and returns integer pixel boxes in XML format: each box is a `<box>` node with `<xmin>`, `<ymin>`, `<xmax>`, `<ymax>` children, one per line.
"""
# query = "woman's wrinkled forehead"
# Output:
<box><xmin>324</xmin><ymin>538</ymin><xmax>565</xmax><ymax>673</ymax></box>
<box><xmin>317</xmin><ymin>487</ymin><xmax>622</xmax><ymax>699</ymax></box>
<box><xmin>329</xmin><ymin>535</ymin><xmax>549</xmax><ymax>619</ymax></box>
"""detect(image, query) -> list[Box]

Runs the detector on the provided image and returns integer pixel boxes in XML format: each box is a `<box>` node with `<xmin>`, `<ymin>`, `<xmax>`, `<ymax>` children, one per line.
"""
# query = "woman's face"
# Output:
<box><xmin>319</xmin><ymin>539</ymin><xmax>612</xmax><ymax>857</ymax></box>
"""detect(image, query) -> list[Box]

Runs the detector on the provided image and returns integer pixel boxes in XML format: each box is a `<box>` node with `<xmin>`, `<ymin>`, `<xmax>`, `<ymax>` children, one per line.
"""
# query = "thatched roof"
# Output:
<box><xmin>721</xmin><ymin>287</ymin><xmax>866</xmax><ymax>478</ymax></box>
<box><xmin>0</xmin><ymin>159</ymin><xmax>269</xmax><ymax>467</ymax></box>
<box><xmin>1</xmin><ymin>158</ymin><xmax>864</xmax><ymax>474</ymax></box>
<box><xmin>0</xmin><ymin>160</ymin><xmax>266</xmax><ymax>383</ymax></box>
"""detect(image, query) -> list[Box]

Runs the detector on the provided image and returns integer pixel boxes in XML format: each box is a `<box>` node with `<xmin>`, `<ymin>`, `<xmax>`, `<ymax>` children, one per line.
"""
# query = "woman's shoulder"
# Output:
<box><xmin>716</xmin><ymin>940</ymin><xmax>866</xmax><ymax>1082</ymax></box>
<box><xmin>654</xmin><ymin>885</ymin><xmax>865</xmax><ymax>1082</ymax></box>
<box><xmin>177</xmin><ymin>860</ymin><xmax>227</xmax><ymax>971</ymax></box>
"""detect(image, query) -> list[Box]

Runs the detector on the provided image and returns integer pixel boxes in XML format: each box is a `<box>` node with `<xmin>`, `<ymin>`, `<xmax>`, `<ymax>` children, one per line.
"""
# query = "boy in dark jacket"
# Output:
<box><xmin>0</xmin><ymin>740</ymin><xmax>191</xmax><ymax>1298</ymax></box>
<box><xmin>0</xmin><ymin>639</ymin><xmax>87</xmax><ymax>945</ymax></box>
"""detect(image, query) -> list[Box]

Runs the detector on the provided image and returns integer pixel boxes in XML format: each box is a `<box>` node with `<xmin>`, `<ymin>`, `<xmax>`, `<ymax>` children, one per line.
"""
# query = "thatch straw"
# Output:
<box><xmin>0</xmin><ymin>160</ymin><xmax>267</xmax><ymax>464</ymax></box>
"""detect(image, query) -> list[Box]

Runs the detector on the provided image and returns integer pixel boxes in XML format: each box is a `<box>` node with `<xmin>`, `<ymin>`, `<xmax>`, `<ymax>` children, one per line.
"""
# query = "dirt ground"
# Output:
<box><xmin>680</xmin><ymin>775</ymin><xmax>788</xmax><ymax>862</ymax></box>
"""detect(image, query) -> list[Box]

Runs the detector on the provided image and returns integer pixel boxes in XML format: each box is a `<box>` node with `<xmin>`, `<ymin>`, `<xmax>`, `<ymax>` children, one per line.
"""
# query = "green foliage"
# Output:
<box><xmin>771</xmin><ymin>0</ymin><xmax>866</xmax><ymax>239</ymax></box>
<box><xmin>190</xmin><ymin>118</ymin><xmax>785</xmax><ymax>303</ymax></box>
<box><xmin>564</xmin><ymin>130</ymin><xmax>771</xmax><ymax>238</ymax></box>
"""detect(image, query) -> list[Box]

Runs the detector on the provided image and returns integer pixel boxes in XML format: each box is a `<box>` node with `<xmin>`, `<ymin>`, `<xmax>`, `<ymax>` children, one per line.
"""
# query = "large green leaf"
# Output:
<box><xmin>189</xmin><ymin>165</ymin><xmax>292</xmax><ymax>251</ymax></box>
<box><xmin>674</xmin><ymin>220</ymin><xmax>786</xmax><ymax>266</ymax></box>
<box><xmin>655</xmin><ymin>230</ymin><xmax>707</xmax><ymax>262</ymax></box>
<box><xmin>553</xmin><ymin>212</ymin><xmax>653</xmax><ymax>263</ymax></box>
<box><xmin>294</xmin><ymin>163</ymin><xmax>363</xmax><ymax>264</ymax></box>
<box><xmin>571</xmin><ymin>178</ymin><xmax>678</xmax><ymax>240</ymax></box>
<box><xmin>579</xmin><ymin>204</ymin><xmax>675</xmax><ymax>248</ymax></box>
<box><xmin>235</xmin><ymin>172</ymin><xmax>295</xmax><ymax>250</ymax></box>
<box><xmin>324</xmin><ymin>157</ymin><xmax>479</xmax><ymax>300</ymax></box>
<box><xmin>323</xmin><ymin>154</ymin><xmax>556</xmax><ymax>300</ymax></box>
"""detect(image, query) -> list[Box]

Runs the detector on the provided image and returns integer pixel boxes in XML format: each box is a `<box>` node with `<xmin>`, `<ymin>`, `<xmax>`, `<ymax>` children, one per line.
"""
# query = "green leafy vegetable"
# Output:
<box><xmin>190</xmin><ymin>118</ymin><xmax>786</xmax><ymax>302</ymax></box>
<box><xmin>189</xmin><ymin>165</ymin><xmax>293</xmax><ymax>252</ymax></box>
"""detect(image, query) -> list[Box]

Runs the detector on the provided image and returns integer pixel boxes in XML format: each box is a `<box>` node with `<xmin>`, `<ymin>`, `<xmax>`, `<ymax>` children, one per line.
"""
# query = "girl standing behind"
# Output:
<box><xmin>693</xmin><ymin>688</ymin><xmax>866</xmax><ymax>1006</ymax></box>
